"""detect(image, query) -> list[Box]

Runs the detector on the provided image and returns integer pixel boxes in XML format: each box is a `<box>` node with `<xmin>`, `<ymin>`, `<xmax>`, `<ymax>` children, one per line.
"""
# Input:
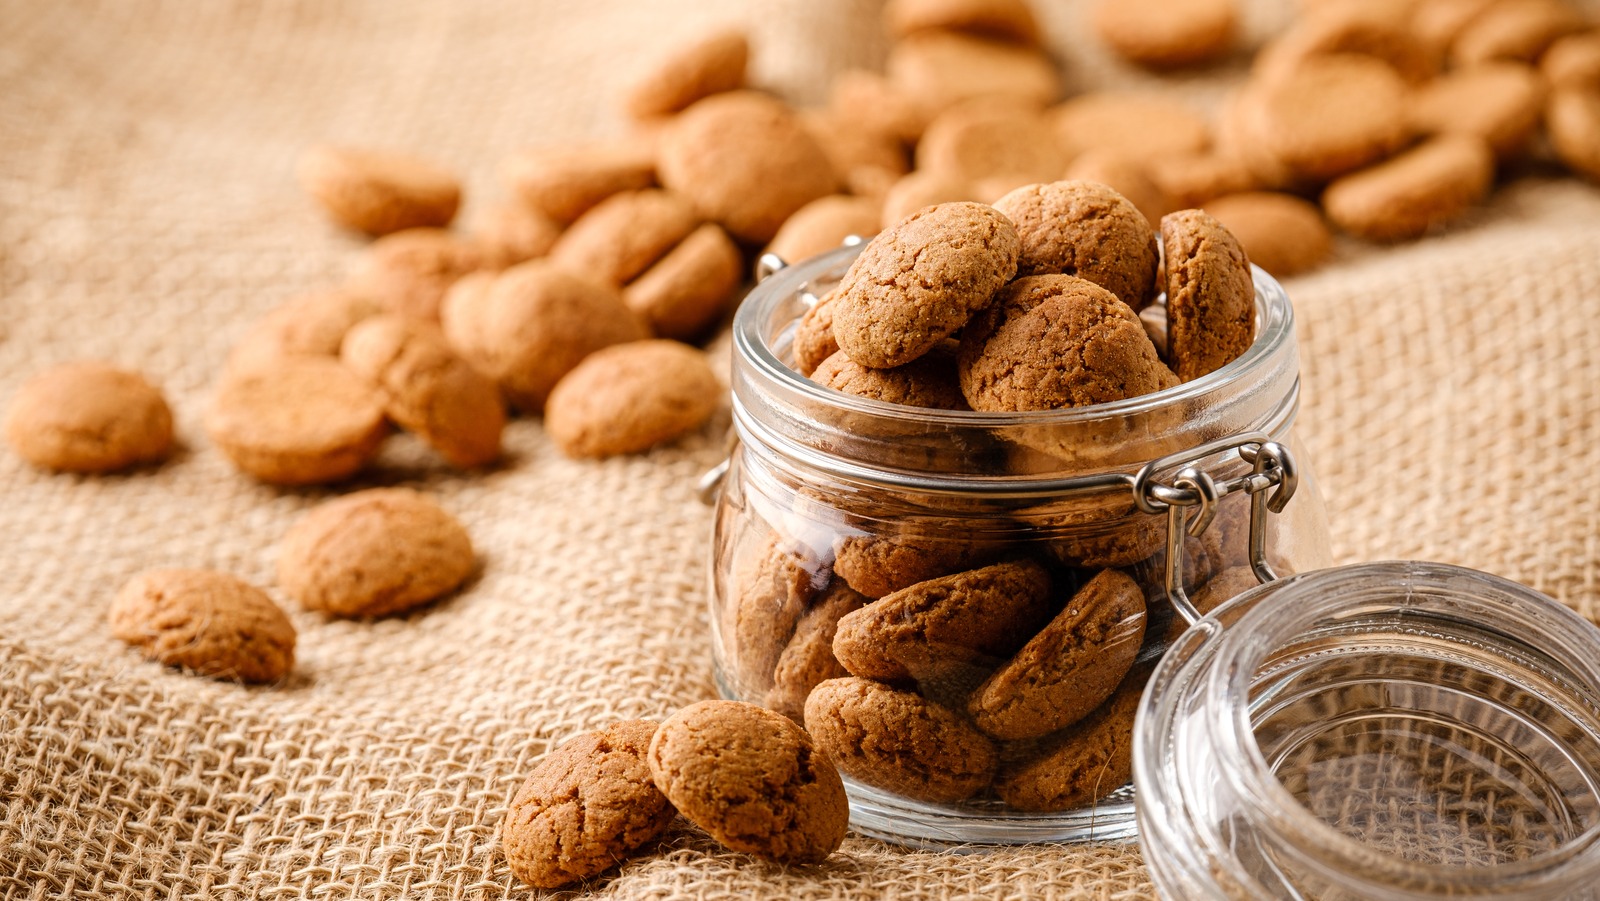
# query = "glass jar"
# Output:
<box><xmin>1136</xmin><ymin>562</ymin><xmax>1600</xmax><ymax>900</ymax></box>
<box><xmin>703</xmin><ymin>243</ymin><xmax>1332</xmax><ymax>847</ymax></box>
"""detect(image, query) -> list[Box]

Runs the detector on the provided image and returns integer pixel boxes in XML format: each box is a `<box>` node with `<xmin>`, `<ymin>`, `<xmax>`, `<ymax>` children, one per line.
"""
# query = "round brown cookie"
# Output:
<box><xmin>1410</xmin><ymin>62</ymin><xmax>1547</xmax><ymax>160</ymax></box>
<box><xmin>277</xmin><ymin>487</ymin><xmax>475</xmax><ymax>618</ymax></box>
<box><xmin>501</xmin><ymin>720</ymin><xmax>674</xmax><ymax>889</ymax></box>
<box><xmin>832</xmin><ymin>559</ymin><xmax>1054</xmax><ymax>683</ymax></box>
<box><xmin>968</xmin><ymin>569</ymin><xmax>1147</xmax><ymax>741</ymax></box>
<box><xmin>1202</xmin><ymin>191</ymin><xmax>1333</xmax><ymax>277</ymax></box>
<box><xmin>110</xmin><ymin>569</ymin><xmax>295</xmax><ymax>683</ymax></box>
<box><xmin>5</xmin><ymin>361</ymin><xmax>174</xmax><ymax>473</ymax></box>
<box><xmin>1091</xmin><ymin>0</ymin><xmax>1238</xmax><ymax>69</ymax></box>
<box><xmin>1253</xmin><ymin>8</ymin><xmax>1437</xmax><ymax>84</ymax></box>
<box><xmin>206</xmin><ymin>358</ymin><xmax>388</xmax><ymax>485</ymax></box>
<box><xmin>879</xmin><ymin>170</ymin><xmax>980</xmax><ymax>228</ymax></box>
<box><xmin>800</xmin><ymin>111</ymin><xmax>910</xmax><ymax>201</ymax></box>
<box><xmin>1547</xmin><ymin>88</ymin><xmax>1600</xmax><ymax>182</ymax></box>
<box><xmin>658</xmin><ymin>91</ymin><xmax>839</xmax><ymax>245</ymax></box>
<box><xmin>1023</xmin><ymin>493</ymin><xmax>1167</xmax><ymax>569</ymax></box>
<box><xmin>440</xmin><ymin>260</ymin><xmax>647</xmax><ymax>413</ymax></box>
<box><xmin>994</xmin><ymin>664</ymin><xmax>1149</xmax><ymax>811</ymax></box>
<box><xmin>958</xmin><ymin>274</ymin><xmax>1169</xmax><ymax>411</ymax></box>
<box><xmin>1450</xmin><ymin>0</ymin><xmax>1583</xmax><ymax>66</ymax></box>
<box><xmin>766</xmin><ymin>581</ymin><xmax>869</xmax><ymax>722</ymax></box>
<box><xmin>830</xmin><ymin>201</ymin><xmax>1019</xmax><ymax>369</ymax></box>
<box><xmin>1233</xmin><ymin>55</ymin><xmax>1412</xmax><ymax>185</ymax></box>
<box><xmin>720</xmin><ymin>534</ymin><xmax>831</xmax><ymax>697</ymax></box>
<box><xmin>624</xmin><ymin>29</ymin><xmax>749</xmax><ymax>119</ymax></box>
<box><xmin>1543</xmin><ymin>31</ymin><xmax>1600</xmax><ymax>91</ymax></box>
<box><xmin>828</xmin><ymin>69</ymin><xmax>931</xmax><ymax>146</ymax></box>
<box><xmin>916</xmin><ymin>101</ymin><xmax>1068</xmax><ymax>186</ymax></box>
<box><xmin>1321</xmin><ymin>134</ymin><xmax>1495</xmax><ymax>240</ymax></box>
<box><xmin>549</xmin><ymin>189</ymin><xmax>701</xmax><ymax>287</ymax></box>
<box><xmin>1213</xmin><ymin>90</ymin><xmax>1298</xmax><ymax>190</ymax></box>
<box><xmin>1192</xmin><ymin>565</ymin><xmax>1262</xmax><ymax>616</ymax></box>
<box><xmin>501</xmin><ymin>141</ymin><xmax>657</xmax><ymax>226</ymax></box>
<box><xmin>832</xmin><ymin>531</ymin><xmax>995</xmax><ymax>599</ymax></box>
<box><xmin>225</xmin><ymin>290</ymin><xmax>383</xmax><ymax>379</ymax></box>
<box><xmin>765</xmin><ymin>195</ymin><xmax>882</xmax><ymax>267</ymax></box>
<box><xmin>792</xmin><ymin>290</ymin><xmax>841</xmax><ymax>377</ymax></box>
<box><xmin>1145</xmin><ymin>151</ymin><xmax>1259</xmax><ymax>209</ymax></box>
<box><xmin>812</xmin><ymin>344</ymin><xmax>969</xmax><ymax>411</ymax></box>
<box><xmin>991</xmin><ymin>180</ymin><xmax>1160</xmax><ymax>311</ymax></box>
<box><xmin>1064</xmin><ymin>150</ymin><xmax>1176</xmax><ymax>227</ymax></box>
<box><xmin>472</xmin><ymin>201</ymin><xmax>561</xmax><ymax>270</ymax></box>
<box><xmin>648</xmin><ymin>700</ymin><xmax>848</xmax><ymax>864</ymax></box>
<box><xmin>346</xmin><ymin>227</ymin><xmax>483</xmax><ymax>322</ymax></box>
<box><xmin>1051</xmin><ymin>93</ymin><xmax>1212</xmax><ymax>164</ymax></box>
<box><xmin>298</xmin><ymin>146</ymin><xmax>460</xmax><ymax>236</ymax></box>
<box><xmin>886</xmin><ymin>30</ymin><xmax>1060</xmax><ymax>116</ymax></box>
<box><xmin>1413</xmin><ymin>0</ymin><xmax>1498</xmax><ymax>56</ymax></box>
<box><xmin>624</xmin><ymin>222</ymin><xmax>743</xmax><ymax>341</ymax></box>
<box><xmin>544</xmin><ymin>340</ymin><xmax>721</xmax><ymax>458</ymax></box>
<box><xmin>340</xmin><ymin>315</ymin><xmax>504</xmax><ymax>468</ymax></box>
<box><xmin>885</xmin><ymin>0</ymin><xmax>1042</xmax><ymax>45</ymax></box>
<box><xmin>804</xmin><ymin>676</ymin><xmax>998</xmax><ymax>803</ymax></box>
<box><xmin>1163</xmin><ymin>209</ymin><xmax>1257</xmax><ymax>382</ymax></box>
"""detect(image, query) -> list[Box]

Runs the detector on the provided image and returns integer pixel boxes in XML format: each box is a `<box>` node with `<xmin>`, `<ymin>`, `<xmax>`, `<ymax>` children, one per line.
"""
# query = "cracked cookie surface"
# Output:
<box><xmin>1163</xmin><ymin>209</ymin><xmax>1257</xmax><ymax>381</ymax></box>
<box><xmin>110</xmin><ymin>568</ymin><xmax>295</xmax><ymax>683</ymax></box>
<box><xmin>991</xmin><ymin>180</ymin><xmax>1160</xmax><ymax>311</ymax></box>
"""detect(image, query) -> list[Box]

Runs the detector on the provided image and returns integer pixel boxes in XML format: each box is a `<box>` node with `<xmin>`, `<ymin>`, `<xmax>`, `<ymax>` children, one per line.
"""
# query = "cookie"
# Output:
<box><xmin>766</xmin><ymin>581</ymin><xmax>868</xmax><ymax>723</ymax></box>
<box><xmin>544</xmin><ymin>340</ymin><xmax>721</xmax><ymax>458</ymax></box>
<box><xmin>440</xmin><ymin>260</ymin><xmax>648</xmax><ymax>413</ymax></box>
<box><xmin>811</xmin><ymin>344</ymin><xmax>969</xmax><ymax>411</ymax></box>
<box><xmin>1321</xmin><ymin>134</ymin><xmax>1496</xmax><ymax>241</ymax></box>
<box><xmin>5</xmin><ymin>361</ymin><xmax>174</xmax><ymax>473</ymax></box>
<box><xmin>1091</xmin><ymin>0</ymin><xmax>1238</xmax><ymax>68</ymax></box>
<box><xmin>968</xmin><ymin>569</ymin><xmax>1147</xmax><ymax>741</ymax></box>
<box><xmin>958</xmin><ymin>274</ymin><xmax>1170</xmax><ymax>411</ymax></box>
<box><xmin>624</xmin><ymin>222</ymin><xmax>743</xmax><ymax>341</ymax></box>
<box><xmin>804</xmin><ymin>677</ymin><xmax>998</xmax><ymax>803</ymax></box>
<box><xmin>501</xmin><ymin>141</ymin><xmax>657</xmax><ymax>226</ymax></box>
<box><xmin>791</xmin><ymin>290</ymin><xmax>841</xmax><ymax>377</ymax></box>
<box><xmin>472</xmin><ymin>201</ymin><xmax>561</xmax><ymax>270</ymax></box>
<box><xmin>624</xmin><ymin>29</ymin><xmax>749</xmax><ymax>119</ymax></box>
<box><xmin>224</xmin><ymin>290</ymin><xmax>382</xmax><ymax>380</ymax></box>
<box><xmin>1145</xmin><ymin>151</ymin><xmax>1259</xmax><ymax>209</ymax></box>
<box><xmin>832</xmin><ymin>559</ymin><xmax>1054</xmax><ymax>683</ymax></box>
<box><xmin>1450</xmin><ymin>0</ymin><xmax>1583</xmax><ymax>66</ymax></box>
<box><xmin>549</xmin><ymin>189</ymin><xmax>701</xmax><ymax>287</ymax></box>
<box><xmin>800</xmin><ymin>111</ymin><xmax>911</xmax><ymax>201</ymax></box>
<box><xmin>648</xmin><ymin>700</ymin><xmax>848</xmax><ymax>864</ymax></box>
<box><xmin>298</xmin><ymin>146</ymin><xmax>460</xmax><ymax>236</ymax></box>
<box><xmin>1413</xmin><ymin>0</ymin><xmax>1500</xmax><ymax>57</ymax></box>
<box><xmin>277</xmin><ymin>487</ymin><xmax>475</xmax><ymax>618</ymax></box>
<box><xmin>720</xmin><ymin>534</ymin><xmax>831</xmax><ymax>697</ymax></box>
<box><xmin>1542</xmin><ymin>31</ymin><xmax>1600</xmax><ymax>91</ymax></box>
<box><xmin>1410</xmin><ymin>62</ymin><xmax>1547</xmax><ymax>160</ymax></box>
<box><xmin>1233</xmin><ymin>55</ymin><xmax>1412</xmax><ymax>185</ymax></box>
<box><xmin>500</xmin><ymin>720</ymin><xmax>675</xmax><ymax>889</ymax></box>
<box><xmin>341</xmin><ymin>315</ymin><xmax>505</xmax><ymax>469</ymax></box>
<box><xmin>990</xmin><ymin>180</ymin><xmax>1160</xmax><ymax>311</ymax></box>
<box><xmin>993</xmin><ymin>664</ymin><xmax>1148</xmax><ymax>811</ymax></box>
<box><xmin>884</xmin><ymin>0</ymin><xmax>1042</xmax><ymax>45</ymax></box>
<box><xmin>1202</xmin><ymin>191</ymin><xmax>1332</xmax><ymax>277</ymax></box>
<box><xmin>346</xmin><ymin>227</ymin><xmax>483</xmax><ymax>322</ymax></box>
<box><xmin>828</xmin><ymin>69</ymin><xmax>931</xmax><ymax>146</ymax></box>
<box><xmin>879</xmin><ymin>170</ymin><xmax>980</xmax><ymax>228</ymax></box>
<box><xmin>110</xmin><ymin>569</ymin><xmax>295</xmax><ymax>683</ymax></box>
<box><xmin>765</xmin><ymin>195</ymin><xmax>882</xmax><ymax>266</ymax></box>
<box><xmin>1064</xmin><ymin>150</ymin><xmax>1176</xmax><ymax>227</ymax></box>
<box><xmin>887</xmin><ymin>30</ymin><xmax>1061</xmax><ymax>116</ymax></box>
<box><xmin>832</xmin><ymin>530</ymin><xmax>995</xmax><ymax>600</ymax></box>
<box><xmin>1254</xmin><ymin>8</ymin><xmax>1437</xmax><ymax>84</ymax></box>
<box><xmin>657</xmin><ymin>91</ymin><xmax>839</xmax><ymax>245</ymax></box>
<box><xmin>1163</xmin><ymin>209</ymin><xmax>1257</xmax><ymax>381</ymax></box>
<box><xmin>1547</xmin><ymin>88</ymin><xmax>1600</xmax><ymax>182</ymax></box>
<box><xmin>1192</xmin><ymin>565</ymin><xmax>1261</xmax><ymax>616</ymax></box>
<box><xmin>916</xmin><ymin>101</ymin><xmax>1067</xmax><ymax>186</ymax></box>
<box><xmin>1024</xmin><ymin>493</ymin><xmax>1167</xmax><ymax>569</ymax></box>
<box><xmin>205</xmin><ymin>358</ymin><xmax>388</xmax><ymax>485</ymax></box>
<box><xmin>1050</xmin><ymin>93</ymin><xmax>1212</xmax><ymax>163</ymax></box>
<box><xmin>831</xmin><ymin>201</ymin><xmax>1020</xmax><ymax>369</ymax></box>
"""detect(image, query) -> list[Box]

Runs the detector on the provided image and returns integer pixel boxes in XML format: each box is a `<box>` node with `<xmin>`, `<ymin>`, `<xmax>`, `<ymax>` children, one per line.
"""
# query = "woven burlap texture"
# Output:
<box><xmin>3</xmin><ymin>0</ymin><xmax>1599</xmax><ymax>897</ymax></box>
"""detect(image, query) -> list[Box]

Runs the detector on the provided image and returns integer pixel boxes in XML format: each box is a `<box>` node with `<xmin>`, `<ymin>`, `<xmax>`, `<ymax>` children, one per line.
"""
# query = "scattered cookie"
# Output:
<box><xmin>1450</xmin><ymin>0</ymin><xmax>1583</xmax><ymax>66</ymax></box>
<box><xmin>767</xmin><ymin>581</ymin><xmax>868</xmax><ymax>722</ymax></box>
<box><xmin>1321</xmin><ymin>134</ymin><xmax>1496</xmax><ymax>241</ymax></box>
<box><xmin>1547</xmin><ymin>88</ymin><xmax>1600</xmax><ymax>182</ymax></box>
<box><xmin>205</xmin><ymin>357</ymin><xmax>388</xmax><ymax>485</ymax></box>
<box><xmin>916</xmin><ymin>101</ymin><xmax>1068</xmax><ymax>186</ymax></box>
<box><xmin>791</xmin><ymin>290</ymin><xmax>842</xmax><ymax>377</ymax></box>
<box><xmin>993</xmin><ymin>664</ymin><xmax>1149</xmax><ymax>811</ymax></box>
<box><xmin>1050</xmin><ymin>93</ymin><xmax>1213</xmax><ymax>163</ymax></box>
<box><xmin>887</xmin><ymin>30</ymin><xmax>1060</xmax><ymax>115</ymax></box>
<box><xmin>828</xmin><ymin>69</ymin><xmax>930</xmax><ymax>146</ymax></box>
<box><xmin>110</xmin><ymin>568</ymin><xmax>295</xmax><ymax>683</ymax></box>
<box><xmin>1163</xmin><ymin>209</ymin><xmax>1256</xmax><ymax>382</ymax></box>
<box><xmin>1064</xmin><ymin>150</ymin><xmax>1176</xmax><ymax>226</ymax></box>
<box><xmin>884</xmin><ymin>0</ymin><xmax>1042</xmax><ymax>45</ymax></box>
<box><xmin>879</xmin><ymin>170</ymin><xmax>980</xmax><ymax>228</ymax></box>
<box><xmin>991</xmin><ymin>180</ymin><xmax>1160</xmax><ymax>311</ymax></box>
<box><xmin>1146</xmin><ymin>151</ymin><xmax>1259</xmax><ymax>209</ymax></box>
<box><xmin>1410</xmin><ymin>62</ymin><xmax>1547</xmax><ymax>160</ymax></box>
<box><xmin>1232</xmin><ymin>55</ymin><xmax>1412</xmax><ymax>185</ymax></box>
<box><xmin>811</xmin><ymin>344</ymin><xmax>969</xmax><ymax>411</ymax></box>
<box><xmin>501</xmin><ymin>141</ymin><xmax>657</xmax><ymax>226</ymax></box>
<box><xmin>5</xmin><ymin>361</ymin><xmax>174</xmax><ymax>473</ymax></box>
<box><xmin>224</xmin><ymin>290</ymin><xmax>382</xmax><ymax>380</ymax></box>
<box><xmin>544</xmin><ymin>340</ymin><xmax>721</xmax><ymax>458</ymax></box>
<box><xmin>1253</xmin><ymin>7</ymin><xmax>1437</xmax><ymax>84</ymax></box>
<box><xmin>1202</xmin><ymin>191</ymin><xmax>1332</xmax><ymax>277</ymax></box>
<box><xmin>549</xmin><ymin>189</ymin><xmax>702</xmax><ymax>287</ymax></box>
<box><xmin>1091</xmin><ymin>0</ymin><xmax>1238</xmax><ymax>69</ymax></box>
<box><xmin>472</xmin><ymin>201</ymin><xmax>561</xmax><ymax>270</ymax></box>
<box><xmin>298</xmin><ymin>146</ymin><xmax>461</xmax><ymax>236</ymax></box>
<box><xmin>1542</xmin><ymin>30</ymin><xmax>1600</xmax><ymax>91</ymax></box>
<box><xmin>624</xmin><ymin>29</ymin><xmax>749</xmax><ymax>119</ymax></box>
<box><xmin>346</xmin><ymin>227</ymin><xmax>483</xmax><ymax>322</ymax></box>
<box><xmin>765</xmin><ymin>195</ymin><xmax>882</xmax><ymax>266</ymax></box>
<box><xmin>801</xmin><ymin>110</ymin><xmax>911</xmax><ymax>201</ymax></box>
<box><xmin>624</xmin><ymin>222</ymin><xmax>744</xmax><ymax>341</ymax></box>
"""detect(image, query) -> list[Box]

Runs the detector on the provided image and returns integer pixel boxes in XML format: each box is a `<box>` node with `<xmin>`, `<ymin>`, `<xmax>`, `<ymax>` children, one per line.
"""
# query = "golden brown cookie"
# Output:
<box><xmin>1410</xmin><ymin>62</ymin><xmax>1547</xmax><ymax>160</ymax></box>
<box><xmin>277</xmin><ymin>487</ymin><xmax>475</xmax><ymax>618</ymax></box>
<box><xmin>1145</xmin><ymin>151</ymin><xmax>1259</xmax><ymax>209</ymax></box>
<box><xmin>340</xmin><ymin>315</ymin><xmax>504</xmax><ymax>468</ymax></box>
<box><xmin>501</xmin><ymin>720</ymin><xmax>674</xmax><ymax>889</ymax></box>
<box><xmin>658</xmin><ymin>91</ymin><xmax>839</xmax><ymax>245</ymax></box>
<box><xmin>1064</xmin><ymin>150</ymin><xmax>1176</xmax><ymax>226</ymax></box>
<box><xmin>224</xmin><ymin>290</ymin><xmax>382</xmax><ymax>380</ymax></box>
<box><xmin>1025</xmin><ymin>493</ymin><xmax>1167</xmax><ymax>569</ymax></box>
<box><xmin>994</xmin><ymin>664</ymin><xmax>1148</xmax><ymax>811</ymax></box>
<box><xmin>879</xmin><ymin>170</ymin><xmax>980</xmax><ymax>228</ymax></box>
<box><xmin>205</xmin><ymin>358</ymin><xmax>388</xmax><ymax>485</ymax></box>
<box><xmin>887</xmin><ymin>30</ymin><xmax>1060</xmax><ymax>116</ymax></box>
<box><xmin>766</xmin><ymin>581</ymin><xmax>868</xmax><ymax>722</ymax></box>
<box><xmin>1547</xmin><ymin>88</ymin><xmax>1600</xmax><ymax>182</ymax></box>
<box><xmin>968</xmin><ymin>569</ymin><xmax>1147</xmax><ymax>740</ymax></box>
<box><xmin>804</xmin><ymin>676</ymin><xmax>998</xmax><ymax>803</ymax></box>
<box><xmin>765</xmin><ymin>195</ymin><xmax>882</xmax><ymax>266</ymax></box>
<box><xmin>812</xmin><ymin>344</ymin><xmax>969</xmax><ymax>411</ymax></box>
<box><xmin>298</xmin><ymin>146</ymin><xmax>460</xmax><ymax>236</ymax></box>
<box><xmin>991</xmin><ymin>180</ymin><xmax>1161</xmax><ymax>311</ymax></box>
<box><xmin>1542</xmin><ymin>31</ymin><xmax>1600</xmax><ymax>91</ymax></box>
<box><xmin>1232</xmin><ymin>56</ymin><xmax>1412</xmax><ymax>186</ymax></box>
<box><xmin>648</xmin><ymin>700</ymin><xmax>848</xmax><ymax>864</ymax></box>
<box><xmin>5</xmin><ymin>361</ymin><xmax>174</xmax><ymax>473</ymax></box>
<box><xmin>1254</xmin><ymin>8</ymin><xmax>1437</xmax><ymax>84</ymax></box>
<box><xmin>624</xmin><ymin>222</ymin><xmax>743</xmax><ymax>341</ymax></box>
<box><xmin>800</xmin><ymin>111</ymin><xmax>910</xmax><ymax>201</ymax></box>
<box><xmin>1091</xmin><ymin>0</ymin><xmax>1238</xmax><ymax>69</ymax></box>
<box><xmin>828</xmin><ymin>69</ymin><xmax>931</xmax><ymax>146</ymax></box>
<box><xmin>916</xmin><ymin>101</ymin><xmax>1068</xmax><ymax>186</ymax></box>
<box><xmin>1202</xmin><ymin>191</ymin><xmax>1333</xmax><ymax>277</ymax></box>
<box><xmin>792</xmin><ymin>290</ymin><xmax>841</xmax><ymax>377</ymax></box>
<box><xmin>472</xmin><ymin>201</ymin><xmax>561</xmax><ymax>270</ymax></box>
<box><xmin>721</xmin><ymin>534</ymin><xmax>832</xmax><ymax>697</ymax></box>
<box><xmin>831</xmin><ymin>532</ymin><xmax>995</xmax><ymax>600</ymax></box>
<box><xmin>1450</xmin><ymin>0</ymin><xmax>1583</xmax><ymax>66</ymax></box>
<box><xmin>624</xmin><ymin>29</ymin><xmax>749</xmax><ymax>119</ymax></box>
<box><xmin>440</xmin><ymin>260</ymin><xmax>648</xmax><ymax>413</ymax></box>
<box><xmin>885</xmin><ymin>0</ymin><xmax>1042</xmax><ymax>45</ymax></box>
<box><xmin>1321</xmin><ymin>134</ymin><xmax>1496</xmax><ymax>240</ymax></box>
<box><xmin>1050</xmin><ymin>93</ymin><xmax>1212</xmax><ymax>163</ymax></box>
<box><xmin>1163</xmin><ymin>209</ymin><xmax>1257</xmax><ymax>381</ymax></box>
<box><xmin>501</xmin><ymin>141</ymin><xmax>657</xmax><ymax>226</ymax></box>
<box><xmin>346</xmin><ymin>227</ymin><xmax>483</xmax><ymax>322</ymax></box>
<box><xmin>549</xmin><ymin>189</ymin><xmax>701</xmax><ymax>287</ymax></box>
<box><xmin>1192</xmin><ymin>564</ymin><xmax>1261</xmax><ymax>616</ymax></box>
<box><xmin>958</xmin><ymin>274</ymin><xmax>1170</xmax><ymax>411</ymax></box>
<box><xmin>831</xmin><ymin>201</ymin><xmax>1020</xmax><ymax>369</ymax></box>
<box><xmin>110</xmin><ymin>569</ymin><xmax>295</xmax><ymax>683</ymax></box>
<box><xmin>544</xmin><ymin>340</ymin><xmax>721</xmax><ymax>458</ymax></box>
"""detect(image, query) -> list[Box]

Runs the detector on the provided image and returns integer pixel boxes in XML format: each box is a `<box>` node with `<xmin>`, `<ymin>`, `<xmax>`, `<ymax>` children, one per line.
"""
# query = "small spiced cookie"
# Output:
<box><xmin>1547</xmin><ymin>88</ymin><xmax>1600</xmax><ymax>182</ymax></box>
<box><xmin>472</xmin><ymin>201</ymin><xmax>561</xmax><ymax>270</ymax></box>
<box><xmin>1024</xmin><ymin>493</ymin><xmax>1166</xmax><ymax>569</ymax></box>
<box><xmin>624</xmin><ymin>222</ymin><xmax>743</xmax><ymax>341</ymax></box>
<box><xmin>887</xmin><ymin>30</ymin><xmax>1060</xmax><ymax>115</ymax></box>
<box><xmin>968</xmin><ymin>569</ymin><xmax>1147</xmax><ymax>740</ymax></box>
<box><xmin>648</xmin><ymin>700</ymin><xmax>848</xmax><ymax>864</ymax></box>
<box><xmin>1064</xmin><ymin>150</ymin><xmax>1176</xmax><ymax>227</ymax></box>
<box><xmin>916</xmin><ymin>102</ymin><xmax>1068</xmax><ymax>187</ymax></box>
<box><xmin>1410</xmin><ymin>62</ymin><xmax>1547</xmax><ymax>160</ymax></box>
<box><xmin>885</xmin><ymin>0</ymin><xmax>1042</xmax><ymax>45</ymax></box>
<box><xmin>721</xmin><ymin>534</ymin><xmax>831</xmax><ymax>697</ymax></box>
<box><xmin>501</xmin><ymin>720</ymin><xmax>674</xmax><ymax>889</ymax></box>
<box><xmin>765</xmin><ymin>195</ymin><xmax>882</xmax><ymax>266</ymax></box>
<box><xmin>828</xmin><ymin>69</ymin><xmax>931</xmax><ymax>147</ymax></box>
<box><xmin>994</xmin><ymin>664</ymin><xmax>1149</xmax><ymax>811</ymax></box>
<box><xmin>1232</xmin><ymin>56</ymin><xmax>1412</xmax><ymax>185</ymax></box>
<box><xmin>346</xmin><ymin>227</ymin><xmax>483</xmax><ymax>322</ymax></box>
<box><xmin>1091</xmin><ymin>0</ymin><xmax>1237</xmax><ymax>68</ymax></box>
<box><xmin>991</xmin><ymin>180</ymin><xmax>1160</xmax><ymax>311</ymax></box>
<box><xmin>1163</xmin><ymin>209</ymin><xmax>1257</xmax><ymax>381</ymax></box>
<box><xmin>1146</xmin><ymin>151</ymin><xmax>1259</xmax><ymax>209</ymax></box>
<box><xmin>206</xmin><ymin>358</ymin><xmax>388</xmax><ymax>485</ymax></box>
<box><xmin>832</xmin><ymin>559</ymin><xmax>1054</xmax><ymax>682</ymax></box>
<box><xmin>501</xmin><ymin>141</ymin><xmax>657</xmax><ymax>226</ymax></box>
<box><xmin>792</xmin><ymin>290</ymin><xmax>841</xmax><ymax>377</ymax></box>
<box><xmin>1253</xmin><ymin>8</ymin><xmax>1437</xmax><ymax>84</ymax></box>
<box><xmin>550</xmin><ymin>189</ymin><xmax>701</xmax><ymax>287</ymax></box>
<box><xmin>544</xmin><ymin>340</ymin><xmax>721</xmax><ymax>458</ymax></box>
<box><xmin>812</xmin><ymin>344</ymin><xmax>969</xmax><ymax>411</ymax></box>
<box><xmin>341</xmin><ymin>315</ymin><xmax>505</xmax><ymax>469</ymax></box>
<box><xmin>958</xmin><ymin>275</ymin><xmax>1170</xmax><ymax>411</ymax></box>
<box><xmin>832</xmin><ymin>530</ymin><xmax>994</xmax><ymax>599</ymax></box>
<box><xmin>805</xmin><ymin>676</ymin><xmax>998</xmax><ymax>803</ymax></box>
<box><xmin>111</xmin><ymin>569</ymin><xmax>295</xmax><ymax>683</ymax></box>
<box><xmin>278</xmin><ymin>487</ymin><xmax>475</xmax><ymax>618</ymax></box>
<box><xmin>5</xmin><ymin>361</ymin><xmax>174</xmax><ymax>473</ymax></box>
<box><xmin>801</xmin><ymin>111</ymin><xmax>910</xmax><ymax>201</ymax></box>
<box><xmin>658</xmin><ymin>91</ymin><xmax>839</xmax><ymax>245</ymax></box>
<box><xmin>1193</xmin><ymin>565</ymin><xmax>1261</xmax><ymax>616</ymax></box>
<box><xmin>225</xmin><ymin>290</ymin><xmax>382</xmax><ymax>379</ymax></box>
<box><xmin>767</xmin><ymin>581</ymin><xmax>868</xmax><ymax>722</ymax></box>
<box><xmin>1542</xmin><ymin>31</ymin><xmax>1600</xmax><ymax>91</ymax></box>
<box><xmin>1450</xmin><ymin>0</ymin><xmax>1583</xmax><ymax>66</ymax></box>
<box><xmin>1321</xmin><ymin>134</ymin><xmax>1496</xmax><ymax>241</ymax></box>
<box><xmin>879</xmin><ymin>170</ymin><xmax>980</xmax><ymax>229</ymax></box>
<box><xmin>298</xmin><ymin>146</ymin><xmax>460</xmax><ymax>236</ymax></box>
<box><xmin>624</xmin><ymin>29</ymin><xmax>749</xmax><ymax>119</ymax></box>
<box><xmin>1202</xmin><ymin>192</ymin><xmax>1332</xmax><ymax>277</ymax></box>
<box><xmin>1050</xmin><ymin>93</ymin><xmax>1212</xmax><ymax>163</ymax></box>
<box><xmin>831</xmin><ymin>201</ymin><xmax>1019</xmax><ymax>369</ymax></box>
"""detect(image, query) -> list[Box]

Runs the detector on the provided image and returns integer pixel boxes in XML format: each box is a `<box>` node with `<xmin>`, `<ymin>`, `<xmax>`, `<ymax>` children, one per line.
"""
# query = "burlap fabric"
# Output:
<box><xmin>3</xmin><ymin>0</ymin><xmax>1599</xmax><ymax>897</ymax></box>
